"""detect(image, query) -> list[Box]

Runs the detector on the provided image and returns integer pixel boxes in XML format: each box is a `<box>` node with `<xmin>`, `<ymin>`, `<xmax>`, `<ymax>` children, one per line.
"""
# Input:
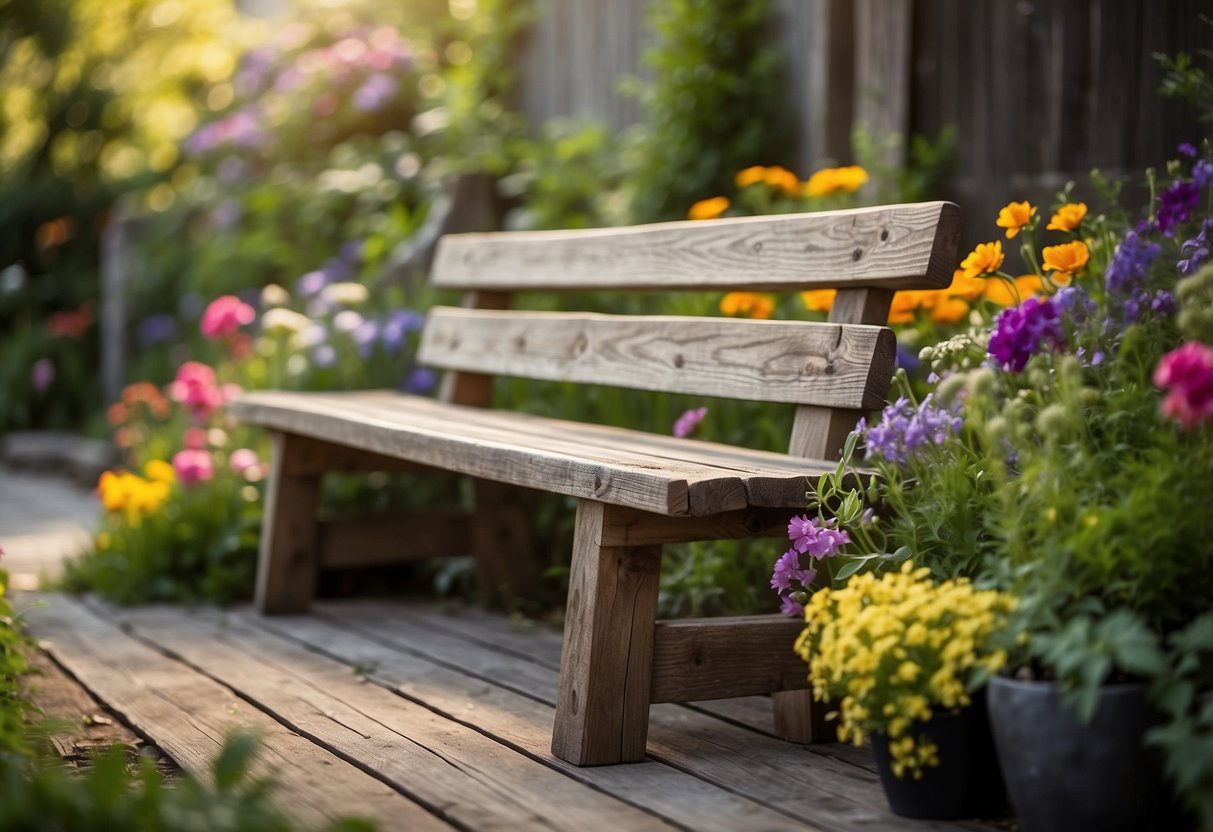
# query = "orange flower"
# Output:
<box><xmin>944</xmin><ymin>269</ymin><xmax>987</xmax><ymax>301</ymax></box>
<box><xmin>688</xmin><ymin>196</ymin><xmax>730</xmax><ymax>221</ymax></box>
<box><xmin>734</xmin><ymin>166</ymin><xmax>767</xmax><ymax>188</ymax></box>
<box><xmin>800</xmin><ymin>289</ymin><xmax>836</xmax><ymax>313</ymax></box>
<box><xmin>995</xmin><ymin>201</ymin><xmax>1036</xmax><ymax>239</ymax></box>
<box><xmin>959</xmin><ymin>241</ymin><xmax>1005</xmax><ymax>279</ymax></box>
<box><xmin>720</xmin><ymin>292</ymin><xmax>775</xmax><ymax>320</ymax></box>
<box><xmin>804</xmin><ymin>165</ymin><xmax>869</xmax><ymax>197</ymax></box>
<box><xmin>888</xmin><ymin>291</ymin><xmax>936</xmax><ymax>324</ymax></box>
<box><xmin>1046</xmin><ymin>202</ymin><xmax>1088</xmax><ymax>232</ymax></box>
<box><xmin>931</xmin><ymin>297</ymin><xmax>970</xmax><ymax>324</ymax></box>
<box><xmin>763</xmin><ymin>166</ymin><xmax>800</xmax><ymax>196</ymax></box>
<box><xmin>984</xmin><ymin>275</ymin><xmax>1045</xmax><ymax>307</ymax></box>
<box><xmin>1042</xmin><ymin>240</ymin><xmax>1090</xmax><ymax>279</ymax></box>
<box><xmin>106</xmin><ymin>402</ymin><xmax>128</xmax><ymax>426</ymax></box>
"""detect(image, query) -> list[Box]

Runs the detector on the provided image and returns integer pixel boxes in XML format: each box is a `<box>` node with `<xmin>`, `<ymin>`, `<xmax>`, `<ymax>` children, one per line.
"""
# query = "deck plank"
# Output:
<box><xmin>21</xmin><ymin>594</ymin><xmax>448</xmax><ymax>831</ymax></box>
<box><xmin>99</xmin><ymin>604</ymin><xmax>679</xmax><ymax>832</ymax></box>
<box><xmin>316</xmin><ymin>601</ymin><xmax>992</xmax><ymax>832</ymax></box>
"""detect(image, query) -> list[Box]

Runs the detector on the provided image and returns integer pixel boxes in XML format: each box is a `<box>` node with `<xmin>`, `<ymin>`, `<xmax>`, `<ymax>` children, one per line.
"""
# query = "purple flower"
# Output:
<box><xmin>354</xmin><ymin>319</ymin><xmax>381</xmax><ymax>356</ymax></box>
<box><xmin>353</xmin><ymin>73</ymin><xmax>398</xmax><ymax>112</ymax></box>
<box><xmin>1158</xmin><ymin>180</ymin><xmax>1201</xmax><ymax>235</ymax></box>
<box><xmin>403</xmin><ymin>367</ymin><xmax>437</xmax><ymax>394</ymax></box>
<box><xmin>863</xmin><ymin>395</ymin><xmax>964</xmax><ymax>465</ymax></box>
<box><xmin>1179</xmin><ymin>142</ymin><xmax>1198</xmax><ymax>158</ymax></box>
<box><xmin>381</xmin><ymin>309</ymin><xmax>424</xmax><ymax>351</ymax></box>
<box><xmin>673</xmin><ymin>406</ymin><xmax>708</xmax><ymax>438</ymax></box>
<box><xmin>988</xmin><ymin>296</ymin><xmax>1065</xmax><ymax>372</ymax></box>
<box><xmin>770</xmin><ymin>548</ymin><xmax>817</xmax><ymax>593</ymax></box>
<box><xmin>1195</xmin><ymin>160</ymin><xmax>1213</xmax><ymax>190</ymax></box>
<box><xmin>1179</xmin><ymin>220</ymin><xmax>1213</xmax><ymax>276</ymax></box>
<box><xmin>895</xmin><ymin>342</ymin><xmax>921</xmax><ymax>373</ymax></box>
<box><xmin>137</xmin><ymin>314</ymin><xmax>177</xmax><ymax>348</ymax></box>
<box><xmin>313</xmin><ymin>344</ymin><xmax>338</xmax><ymax>368</ymax></box>
<box><xmin>787</xmin><ymin>515</ymin><xmax>850</xmax><ymax>560</ymax></box>
<box><xmin>779</xmin><ymin>595</ymin><xmax>805</xmax><ymax>617</ymax></box>
<box><xmin>31</xmin><ymin>358</ymin><xmax>54</xmax><ymax>393</ymax></box>
<box><xmin>1106</xmin><ymin>231</ymin><xmax>1162</xmax><ymax>295</ymax></box>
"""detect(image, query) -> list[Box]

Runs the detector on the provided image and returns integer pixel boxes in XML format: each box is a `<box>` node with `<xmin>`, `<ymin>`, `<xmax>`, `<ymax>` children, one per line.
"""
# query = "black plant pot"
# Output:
<box><xmin>987</xmin><ymin>677</ymin><xmax>1165</xmax><ymax>832</ymax></box>
<box><xmin>870</xmin><ymin>690</ymin><xmax>1007</xmax><ymax>820</ymax></box>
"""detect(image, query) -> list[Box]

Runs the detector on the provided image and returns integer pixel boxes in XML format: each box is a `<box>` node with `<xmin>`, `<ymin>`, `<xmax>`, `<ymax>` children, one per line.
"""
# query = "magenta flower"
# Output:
<box><xmin>200</xmin><ymin>295</ymin><xmax>255</xmax><ymax>340</ymax></box>
<box><xmin>988</xmin><ymin>296</ymin><xmax>1066</xmax><ymax>372</ymax></box>
<box><xmin>779</xmin><ymin>595</ymin><xmax>805</xmax><ymax>617</ymax></box>
<box><xmin>771</xmin><ymin>548</ymin><xmax>817</xmax><ymax>593</ymax></box>
<box><xmin>673</xmin><ymin>406</ymin><xmax>708</xmax><ymax>438</ymax></box>
<box><xmin>229</xmin><ymin>448</ymin><xmax>262</xmax><ymax>477</ymax></box>
<box><xmin>172</xmin><ymin>449</ymin><xmax>214</xmax><ymax>486</ymax></box>
<box><xmin>1154</xmin><ymin>341</ymin><xmax>1213</xmax><ymax>430</ymax></box>
<box><xmin>787</xmin><ymin>515</ymin><xmax>851</xmax><ymax>559</ymax></box>
<box><xmin>168</xmin><ymin>361</ymin><xmax>226</xmax><ymax>422</ymax></box>
<box><xmin>31</xmin><ymin>357</ymin><xmax>54</xmax><ymax>393</ymax></box>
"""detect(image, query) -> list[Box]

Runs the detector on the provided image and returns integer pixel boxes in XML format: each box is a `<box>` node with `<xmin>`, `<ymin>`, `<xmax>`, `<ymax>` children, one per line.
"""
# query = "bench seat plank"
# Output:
<box><xmin>233</xmin><ymin>390</ymin><xmax>834</xmax><ymax>516</ymax></box>
<box><xmin>420</xmin><ymin>308</ymin><xmax>896</xmax><ymax>410</ymax></box>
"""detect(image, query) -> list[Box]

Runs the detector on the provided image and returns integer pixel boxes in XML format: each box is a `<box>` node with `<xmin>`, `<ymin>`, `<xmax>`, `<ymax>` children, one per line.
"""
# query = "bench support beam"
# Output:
<box><xmin>553</xmin><ymin>500</ymin><xmax>662</xmax><ymax>765</ymax></box>
<box><xmin>257</xmin><ymin>432</ymin><xmax>323</xmax><ymax>614</ymax></box>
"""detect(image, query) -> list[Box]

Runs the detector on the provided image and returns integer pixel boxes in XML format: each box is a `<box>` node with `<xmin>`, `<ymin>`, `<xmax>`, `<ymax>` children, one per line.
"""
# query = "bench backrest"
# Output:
<box><xmin>420</xmin><ymin>201</ymin><xmax>961</xmax><ymax>462</ymax></box>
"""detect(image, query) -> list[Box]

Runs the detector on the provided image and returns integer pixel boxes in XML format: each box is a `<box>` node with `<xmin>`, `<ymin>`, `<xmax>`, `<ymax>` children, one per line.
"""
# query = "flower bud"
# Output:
<box><xmin>1079</xmin><ymin>387</ymin><xmax>1100</xmax><ymax>407</ymax></box>
<box><xmin>1035</xmin><ymin>402</ymin><xmax>1070</xmax><ymax>436</ymax></box>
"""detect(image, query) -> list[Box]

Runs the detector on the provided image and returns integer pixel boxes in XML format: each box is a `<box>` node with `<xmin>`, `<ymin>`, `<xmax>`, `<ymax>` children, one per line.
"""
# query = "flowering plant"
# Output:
<box><xmin>795</xmin><ymin>563</ymin><xmax>1014</xmax><ymax>778</ymax></box>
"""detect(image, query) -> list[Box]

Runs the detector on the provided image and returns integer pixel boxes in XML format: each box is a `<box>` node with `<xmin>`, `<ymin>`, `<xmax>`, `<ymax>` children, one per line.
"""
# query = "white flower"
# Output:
<box><xmin>321</xmin><ymin>281</ymin><xmax>369</xmax><ymax>306</ymax></box>
<box><xmin>261</xmin><ymin>307</ymin><xmax>312</xmax><ymax>334</ymax></box>
<box><xmin>290</xmin><ymin>323</ymin><xmax>328</xmax><ymax>350</ymax></box>
<box><xmin>261</xmin><ymin>283</ymin><xmax>291</xmax><ymax>307</ymax></box>
<box><xmin>333</xmin><ymin>310</ymin><xmax>365</xmax><ymax>333</ymax></box>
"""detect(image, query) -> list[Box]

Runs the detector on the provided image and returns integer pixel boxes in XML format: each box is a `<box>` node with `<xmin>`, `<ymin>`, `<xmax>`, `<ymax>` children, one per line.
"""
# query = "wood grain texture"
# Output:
<box><xmin>233</xmin><ymin>391</ymin><xmax>835</xmax><ymax>515</ymax></box>
<box><xmin>239</xmin><ymin>607</ymin><xmax>823</xmax><ymax>832</ymax></box>
<box><xmin>471</xmin><ymin>479</ymin><xmax>540</xmax><ymax>605</ymax></box>
<box><xmin>598</xmin><ymin>505</ymin><xmax>792</xmax><ymax>546</ymax></box>
<box><xmin>438</xmin><ymin>290</ymin><xmax>512</xmax><ymax>407</ymax></box>
<box><xmin>106</xmin><ymin>605</ymin><xmax>674</xmax><ymax>832</ymax></box>
<box><xmin>256</xmin><ymin>432</ymin><xmax>322</xmax><ymax>614</ymax></box>
<box><xmin>23</xmin><ymin>595</ymin><xmax>445</xmax><ymax>831</ymax></box>
<box><xmin>279</xmin><ymin>434</ymin><xmax>437</xmax><ymax>475</ymax></box>
<box><xmin>420</xmin><ymin>308</ymin><xmax>896</xmax><ymax>409</ymax></box>
<box><xmin>650</xmin><ymin>616</ymin><xmax>808</xmax><ymax>703</ymax></box>
<box><xmin>317</xmin><ymin>510</ymin><xmax>472</xmax><ymax>569</ymax></box>
<box><xmin>553</xmin><ymin>501</ymin><xmax>663</xmax><ymax>765</ymax></box>
<box><xmin>432</xmin><ymin>202</ymin><xmax>961</xmax><ymax>292</ymax></box>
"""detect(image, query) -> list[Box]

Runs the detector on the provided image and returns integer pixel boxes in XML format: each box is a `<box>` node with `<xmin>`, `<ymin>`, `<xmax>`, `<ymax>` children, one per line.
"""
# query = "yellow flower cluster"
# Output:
<box><xmin>688</xmin><ymin>196</ymin><xmax>731</xmax><ymax>221</ymax></box>
<box><xmin>795</xmin><ymin>563</ymin><xmax>1015</xmax><ymax>779</ymax></box>
<box><xmin>803</xmin><ymin>165</ymin><xmax>870</xmax><ymax>197</ymax></box>
<box><xmin>720</xmin><ymin>291</ymin><xmax>775</xmax><ymax>319</ymax></box>
<box><xmin>97</xmin><ymin>461</ymin><xmax>175</xmax><ymax>522</ymax></box>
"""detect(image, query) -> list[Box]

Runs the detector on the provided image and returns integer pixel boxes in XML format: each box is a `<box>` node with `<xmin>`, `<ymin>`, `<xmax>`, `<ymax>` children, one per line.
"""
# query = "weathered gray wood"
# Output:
<box><xmin>234</xmin><ymin>391</ymin><xmax>834</xmax><ymax>515</ymax></box>
<box><xmin>853</xmin><ymin>0</ymin><xmax>913</xmax><ymax>169</ymax></box>
<box><xmin>598</xmin><ymin>505</ymin><xmax>791</xmax><ymax>546</ymax></box>
<box><xmin>317</xmin><ymin>510</ymin><xmax>472</xmax><ymax>569</ymax></box>
<box><xmin>433</xmin><ymin>203</ymin><xmax>961</xmax><ymax>292</ymax></box>
<box><xmin>24</xmin><ymin>595</ymin><xmax>446</xmax><ymax>831</ymax></box>
<box><xmin>437</xmin><ymin>290</ymin><xmax>512</xmax><ymax>407</ymax></box>
<box><xmin>420</xmin><ymin>308</ymin><xmax>896</xmax><ymax>409</ymax></box>
<box><xmin>107</xmin><ymin>604</ymin><xmax>676</xmax><ymax>832</ymax></box>
<box><xmin>470</xmin><ymin>479</ymin><xmax>541</xmax><ymax>605</ymax></box>
<box><xmin>279</xmin><ymin>433</ymin><xmax>437</xmax><ymax>475</ymax></box>
<box><xmin>650</xmin><ymin>616</ymin><xmax>807</xmax><ymax>703</ymax></box>
<box><xmin>316</xmin><ymin>600</ymin><xmax>990</xmax><ymax>831</ymax></box>
<box><xmin>553</xmin><ymin>501</ymin><xmax>663</xmax><ymax>765</ymax></box>
<box><xmin>256</xmin><ymin>431</ymin><xmax>322</xmax><ymax>614</ymax></box>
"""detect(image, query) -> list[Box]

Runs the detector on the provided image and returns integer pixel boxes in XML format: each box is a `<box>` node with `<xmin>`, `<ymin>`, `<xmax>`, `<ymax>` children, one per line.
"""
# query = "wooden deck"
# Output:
<box><xmin>21</xmin><ymin>593</ymin><xmax>997</xmax><ymax>832</ymax></box>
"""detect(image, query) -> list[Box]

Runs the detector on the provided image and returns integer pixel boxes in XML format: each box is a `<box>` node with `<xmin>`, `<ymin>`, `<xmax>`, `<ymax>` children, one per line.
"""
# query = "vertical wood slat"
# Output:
<box><xmin>852</xmin><ymin>0</ymin><xmax>913</xmax><ymax>169</ymax></box>
<box><xmin>553</xmin><ymin>500</ymin><xmax>663</xmax><ymax>765</ymax></box>
<box><xmin>256</xmin><ymin>431</ymin><xmax>323</xmax><ymax>614</ymax></box>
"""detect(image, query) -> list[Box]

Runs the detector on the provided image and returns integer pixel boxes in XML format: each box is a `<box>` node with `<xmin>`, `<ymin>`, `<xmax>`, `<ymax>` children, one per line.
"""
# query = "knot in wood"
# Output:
<box><xmin>752</xmin><ymin>241</ymin><xmax>763</xmax><ymax>253</ymax></box>
<box><xmin>673</xmin><ymin>354</ymin><xmax>685</xmax><ymax>369</ymax></box>
<box><xmin>573</xmin><ymin>334</ymin><xmax>589</xmax><ymax>357</ymax></box>
<box><xmin>880</xmin><ymin>228</ymin><xmax>890</xmax><ymax>241</ymax></box>
<box><xmin>852</xmin><ymin>247</ymin><xmax>863</xmax><ymax>261</ymax></box>
<box><xmin>513</xmin><ymin>335</ymin><xmax>526</xmax><ymax>351</ymax></box>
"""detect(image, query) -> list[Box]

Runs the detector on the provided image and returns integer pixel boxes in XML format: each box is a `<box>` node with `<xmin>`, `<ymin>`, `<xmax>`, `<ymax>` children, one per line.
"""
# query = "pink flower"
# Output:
<box><xmin>787</xmin><ymin>515</ymin><xmax>850</xmax><ymax>559</ymax></box>
<box><xmin>673</xmin><ymin>406</ymin><xmax>708</xmax><ymax>438</ymax></box>
<box><xmin>31</xmin><ymin>357</ymin><xmax>54</xmax><ymax>393</ymax></box>
<box><xmin>229</xmin><ymin>448</ymin><xmax>262</xmax><ymax>477</ymax></box>
<box><xmin>184</xmin><ymin>427</ymin><xmax>208</xmax><ymax>449</ymax></box>
<box><xmin>1154</xmin><ymin>341</ymin><xmax>1213</xmax><ymax>429</ymax></box>
<box><xmin>200</xmin><ymin>295</ymin><xmax>255</xmax><ymax>340</ymax></box>
<box><xmin>172</xmin><ymin>449</ymin><xmax>214</xmax><ymax>486</ymax></box>
<box><xmin>168</xmin><ymin>361</ymin><xmax>227</xmax><ymax>422</ymax></box>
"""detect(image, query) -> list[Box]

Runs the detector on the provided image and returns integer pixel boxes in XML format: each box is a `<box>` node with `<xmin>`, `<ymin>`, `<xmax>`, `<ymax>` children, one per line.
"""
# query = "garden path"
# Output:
<box><xmin>18</xmin><ymin>591</ymin><xmax>1004</xmax><ymax>832</ymax></box>
<box><xmin>0</xmin><ymin>463</ymin><xmax>96</xmax><ymax>590</ymax></box>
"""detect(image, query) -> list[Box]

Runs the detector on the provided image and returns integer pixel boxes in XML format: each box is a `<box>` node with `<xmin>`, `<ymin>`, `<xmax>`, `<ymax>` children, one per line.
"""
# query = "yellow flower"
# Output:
<box><xmin>803</xmin><ymin>165</ymin><xmax>869</xmax><ymax>197</ymax></box>
<box><xmin>1042</xmin><ymin>240</ymin><xmax>1090</xmax><ymax>279</ymax></box>
<box><xmin>763</xmin><ymin>165</ymin><xmax>800</xmax><ymax>196</ymax></box>
<box><xmin>720</xmin><ymin>292</ymin><xmax>775</xmax><ymax>319</ymax></box>
<box><xmin>1046</xmin><ymin>202</ymin><xmax>1088</xmax><ymax>232</ymax></box>
<box><xmin>887</xmin><ymin>290</ymin><xmax>940</xmax><ymax>323</ymax></box>
<box><xmin>984</xmin><ymin>275</ymin><xmax>1045</xmax><ymax>307</ymax></box>
<box><xmin>688</xmin><ymin>196</ymin><xmax>730</xmax><ymax>221</ymax></box>
<box><xmin>995</xmin><ymin>201</ymin><xmax>1036</xmax><ymax>239</ymax></box>
<box><xmin>145</xmin><ymin>459</ymin><xmax>176</xmax><ymax>485</ymax></box>
<box><xmin>98</xmin><ymin>470</ymin><xmax>135</xmax><ymax>513</ymax></box>
<box><xmin>944</xmin><ymin>269</ymin><xmax>987</xmax><ymax>302</ymax></box>
<box><xmin>959</xmin><ymin>241</ymin><xmax>1005</xmax><ymax>279</ymax></box>
<box><xmin>734</xmin><ymin>166</ymin><xmax>767</xmax><ymax>188</ymax></box>
<box><xmin>800</xmin><ymin>289</ymin><xmax>836</xmax><ymax>313</ymax></box>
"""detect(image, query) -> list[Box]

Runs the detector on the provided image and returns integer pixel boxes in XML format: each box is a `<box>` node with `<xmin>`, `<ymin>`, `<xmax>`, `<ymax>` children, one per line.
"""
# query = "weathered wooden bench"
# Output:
<box><xmin>232</xmin><ymin>202</ymin><xmax>960</xmax><ymax>766</ymax></box>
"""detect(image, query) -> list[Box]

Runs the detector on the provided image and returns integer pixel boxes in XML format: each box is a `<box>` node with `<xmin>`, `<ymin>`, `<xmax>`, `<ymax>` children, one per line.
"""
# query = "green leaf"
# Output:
<box><xmin>832</xmin><ymin>558</ymin><xmax>866</xmax><ymax>582</ymax></box>
<box><xmin>213</xmin><ymin>732</ymin><xmax>260</xmax><ymax>792</ymax></box>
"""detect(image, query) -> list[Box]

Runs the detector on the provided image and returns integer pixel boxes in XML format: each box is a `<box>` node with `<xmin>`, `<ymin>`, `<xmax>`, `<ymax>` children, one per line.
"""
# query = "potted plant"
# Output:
<box><xmin>793</xmin><ymin>563</ymin><xmax>1014</xmax><ymax>819</ymax></box>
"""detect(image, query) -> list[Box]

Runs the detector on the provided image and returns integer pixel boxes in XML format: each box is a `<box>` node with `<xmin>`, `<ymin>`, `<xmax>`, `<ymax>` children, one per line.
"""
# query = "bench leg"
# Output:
<box><xmin>552</xmin><ymin>500</ymin><xmax>661</xmax><ymax>765</ymax></box>
<box><xmin>773</xmin><ymin>689</ymin><xmax>834</xmax><ymax>742</ymax></box>
<box><xmin>256</xmin><ymin>432</ymin><xmax>322</xmax><ymax>614</ymax></box>
<box><xmin>471</xmin><ymin>480</ymin><xmax>540</xmax><ymax>606</ymax></box>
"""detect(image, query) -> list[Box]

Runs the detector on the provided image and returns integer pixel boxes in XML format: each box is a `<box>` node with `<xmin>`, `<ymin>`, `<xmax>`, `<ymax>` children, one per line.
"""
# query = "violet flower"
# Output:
<box><xmin>988</xmin><ymin>296</ymin><xmax>1065</xmax><ymax>372</ymax></box>
<box><xmin>863</xmin><ymin>395</ymin><xmax>964</xmax><ymax>465</ymax></box>
<box><xmin>672</xmin><ymin>406</ymin><xmax>708</xmax><ymax>438</ymax></box>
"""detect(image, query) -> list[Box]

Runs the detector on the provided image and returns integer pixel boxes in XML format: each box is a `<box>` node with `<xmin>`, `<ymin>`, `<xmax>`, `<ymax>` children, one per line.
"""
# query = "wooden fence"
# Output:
<box><xmin>514</xmin><ymin>0</ymin><xmax>1213</xmax><ymax>240</ymax></box>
